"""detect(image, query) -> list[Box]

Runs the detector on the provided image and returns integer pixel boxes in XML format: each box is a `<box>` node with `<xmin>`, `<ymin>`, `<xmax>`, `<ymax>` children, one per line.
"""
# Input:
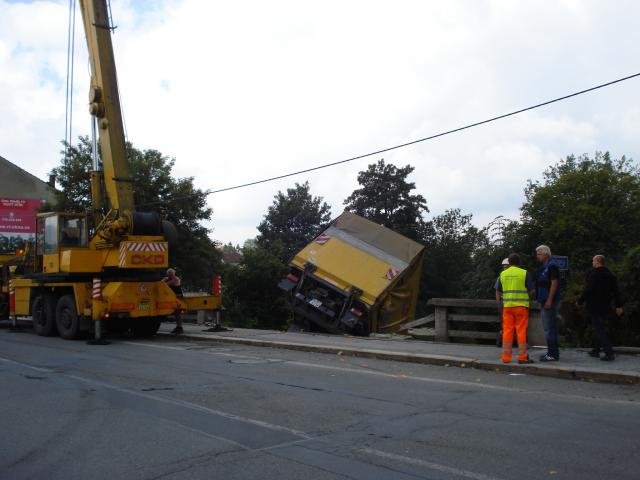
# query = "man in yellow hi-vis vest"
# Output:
<box><xmin>496</xmin><ymin>253</ymin><xmax>535</xmax><ymax>364</ymax></box>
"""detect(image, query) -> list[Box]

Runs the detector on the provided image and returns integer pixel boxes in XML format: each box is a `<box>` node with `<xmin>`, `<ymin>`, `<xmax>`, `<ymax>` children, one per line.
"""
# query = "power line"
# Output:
<box><xmin>135</xmin><ymin>71</ymin><xmax>640</xmax><ymax>209</ymax></box>
<box><xmin>205</xmin><ymin>72</ymin><xmax>640</xmax><ymax>195</ymax></box>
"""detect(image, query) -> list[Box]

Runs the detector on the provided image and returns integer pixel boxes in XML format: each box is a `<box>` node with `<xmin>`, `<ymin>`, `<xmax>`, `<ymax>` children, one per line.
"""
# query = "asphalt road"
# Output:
<box><xmin>1</xmin><ymin>330</ymin><xmax>639</xmax><ymax>480</ymax></box>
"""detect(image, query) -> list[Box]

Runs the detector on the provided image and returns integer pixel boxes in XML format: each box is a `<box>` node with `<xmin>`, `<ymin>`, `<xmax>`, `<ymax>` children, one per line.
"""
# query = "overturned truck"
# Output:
<box><xmin>279</xmin><ymin>212</ymin><xmax>425</xmax><ymax>335</ymax></box>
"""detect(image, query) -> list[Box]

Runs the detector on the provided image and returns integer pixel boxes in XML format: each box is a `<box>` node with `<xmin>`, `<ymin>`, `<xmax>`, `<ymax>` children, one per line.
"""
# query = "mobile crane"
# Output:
<box><xmin>8</xmin><ymin>0</ymin><xmax>221</xmax><ymax>339</ymax></box>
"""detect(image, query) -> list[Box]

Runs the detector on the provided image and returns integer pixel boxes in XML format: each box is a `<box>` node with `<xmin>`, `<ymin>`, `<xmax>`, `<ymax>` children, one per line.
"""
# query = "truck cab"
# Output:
<box><xmin>37</xmin><ymin>213</ymin><xmax>88</xmax><ymax>273</ymax></box>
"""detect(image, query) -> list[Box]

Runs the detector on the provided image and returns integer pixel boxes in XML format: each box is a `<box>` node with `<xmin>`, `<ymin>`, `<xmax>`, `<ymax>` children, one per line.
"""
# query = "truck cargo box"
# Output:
<box><xmin>279</xmin><ymin>212</ymin><xmax>425</xmax><ymax>335</ymax></box>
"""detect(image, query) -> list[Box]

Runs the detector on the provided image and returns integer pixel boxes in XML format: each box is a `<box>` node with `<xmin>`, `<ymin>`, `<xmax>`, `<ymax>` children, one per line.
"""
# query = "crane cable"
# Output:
<box><xmin>64</xmin><ymin>1</ymin><xmax>129</xmax><ymax>153</ymax></box>
<box><xmin>63</xmin><ymin>0</ymin><xmax>77</xmax><ymax>164</ymax></box>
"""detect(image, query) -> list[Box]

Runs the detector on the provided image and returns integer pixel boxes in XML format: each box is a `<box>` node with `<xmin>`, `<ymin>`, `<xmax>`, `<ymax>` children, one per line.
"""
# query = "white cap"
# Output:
<box><xmin>501</xmin><ymin>258</ymin><xmax>509</xmax><ymax>266</ymax></box>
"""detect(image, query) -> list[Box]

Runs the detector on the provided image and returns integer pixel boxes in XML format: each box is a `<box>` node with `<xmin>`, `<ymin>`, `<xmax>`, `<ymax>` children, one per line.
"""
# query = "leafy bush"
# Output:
<box><xmin>222</xmin><ymin>244</ymin><xmax>290</xmax><ymax>330</ymax></box>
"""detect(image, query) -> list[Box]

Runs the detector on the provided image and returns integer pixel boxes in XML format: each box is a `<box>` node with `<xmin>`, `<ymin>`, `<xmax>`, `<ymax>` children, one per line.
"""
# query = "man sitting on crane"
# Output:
<box><xmin>162</xmin><ymin>268</ymin><xmax>183</xmax><ymax>334</ymax></box>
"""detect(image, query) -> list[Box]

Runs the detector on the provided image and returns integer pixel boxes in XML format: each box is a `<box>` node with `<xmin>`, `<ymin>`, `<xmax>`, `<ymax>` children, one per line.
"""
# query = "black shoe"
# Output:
<box><xmin>518</xmin><ymin>358</ymin><xmax>535</xmax><ymax>364</ymax></box>
<box><xmin>588</xmin><ymin>350</ymin><xmax>600</xmax><ymax>358</ymax></box>
<box><xmin>171</xmin><ymin>326</ymin><xmax>184</xmax><ymax>334</ymax></box>
<box><xmin>601</xmin><ymin>354</ymin><xmax>615</xmax><ymax>362</ymax></box>
<box><xmin>539</xmin><ymin>354</ymin><xmax>558</xmax><ymax>362</ymax></box>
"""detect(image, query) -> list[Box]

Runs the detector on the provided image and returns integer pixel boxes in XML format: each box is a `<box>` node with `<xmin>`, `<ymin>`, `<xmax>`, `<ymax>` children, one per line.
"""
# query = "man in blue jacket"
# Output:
<box><xmin>535</xmin><ymin>245</ymin><xmax>561</xmax><ymax>362</ymax></box>
<box><xmin>577</xmin><ymin>255</ymin><xmax>624</xmax><ymax>362</ymax></box>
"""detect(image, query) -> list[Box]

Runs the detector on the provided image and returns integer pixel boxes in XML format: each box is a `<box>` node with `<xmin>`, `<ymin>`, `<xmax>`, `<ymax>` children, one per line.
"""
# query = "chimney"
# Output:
<box><xmin>48</xmin><ymin>174</ymin><xmax>56</xmax><ymax>188</ymax></box>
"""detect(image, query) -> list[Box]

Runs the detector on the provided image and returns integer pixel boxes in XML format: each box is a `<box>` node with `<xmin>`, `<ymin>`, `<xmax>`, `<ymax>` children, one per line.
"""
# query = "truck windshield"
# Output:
<box><xmin>60</xmin><ymin>217</ymin><xmax>88</xmax><ymax>248</ymax></box>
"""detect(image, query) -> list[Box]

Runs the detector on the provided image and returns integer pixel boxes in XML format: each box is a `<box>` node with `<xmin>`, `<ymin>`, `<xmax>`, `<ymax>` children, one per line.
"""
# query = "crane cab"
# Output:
<box><xmin>36</xmin><ymin>213</ymin><xmax>89</xmax><ymax>273</ymax></box>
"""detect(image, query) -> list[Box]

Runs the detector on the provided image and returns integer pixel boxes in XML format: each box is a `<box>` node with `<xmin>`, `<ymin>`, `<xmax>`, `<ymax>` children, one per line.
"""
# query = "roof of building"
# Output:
<box><xmin>222</xmin><ymin>251</ymin><xmax>243</xmax><ymax>264</ymax></box>
<box><xmin>0</xmin><ymin>155</ymin><xmax>57</xmax><ymax>202</ymax></box>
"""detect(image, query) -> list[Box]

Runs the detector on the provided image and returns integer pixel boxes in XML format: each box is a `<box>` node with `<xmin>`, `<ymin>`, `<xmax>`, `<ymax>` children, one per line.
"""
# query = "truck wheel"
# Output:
<box><xmin>32</xmin><ymin>295</ymin><xmax>57</xmax><ymax>336</ymax></box>
<box><xmin>354</xmin><ymin>319</ymin><xmax>370</xmax><ymax>337</ymax></box>
<box><xmin>132</xmin><ymin>317</ymin><xmax>161</xmax><ymax>337</ymax></box>
<box><xmin>56</xmin><ymin>295</ymin><xmax>80</xmax><ymax>340</ymax></box>
<box><xmin>288</xmin><ymin>313</ymin><xmax>308</xmax><ymax>332</ymax></box>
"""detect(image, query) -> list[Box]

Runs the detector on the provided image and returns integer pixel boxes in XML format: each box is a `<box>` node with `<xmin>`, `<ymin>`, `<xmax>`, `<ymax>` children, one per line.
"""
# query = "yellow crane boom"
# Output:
<box><xmin>7</xmin><ymin>0</ymin><xmax>222</xmax><ymax>341</ymax></box>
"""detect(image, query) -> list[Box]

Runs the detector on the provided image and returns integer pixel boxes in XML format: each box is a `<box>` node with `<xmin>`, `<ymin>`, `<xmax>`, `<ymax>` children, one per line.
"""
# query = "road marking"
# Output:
<box><xmin>123</xmin><ymin>342</ymin><xmax>186</xmax><ymax>351</ymax></box>
<box><xmin>0</xmin><ymin>354</ymin><xmax>312</xmax><ymax>442</ymax></box>
<box><xmin>0</xmin><ymin>352</ymin><xmax>500</xmax><ymax>479</ymax></box>
<box><xmin>0</xmin><ymin>347</ymin><xmax>637</xmax><ymax>478</ymax></box>
<box><xmin>124</xmin><ymin>341</ymin><xmax>640</xmax><ymax>406</ymax></box>
<box><xmin>124</xmin><ymin>341</ymin><xmax>514</xmax><ymax>392</ymax></box>
<box><xmin>286</xmin><ymin>360</ymin><xmax>512</xmax><ymax>390</ymax></box>
<box><xmin>0</xmin><ymin>356</ymin><xmax>53</xmax><ymax>373</ymax></box>
<box><xmin>67</xmin><ymin>373</ymin><xmax>313</xmax><ymax>439</ymax></box>
<box><xmin>157</xmin><ymin>419</ymin><xmax>250</xmax><ymax>450</ymax></box>
<box><xmin>257</xmin><ymin>437</ymin><xmax>314</xmax><ymax>452</ymax></box>
<box><xmin>359</xmin><ymin>448</ymin><xmax>504</xmax><ymax>480</ymax></box>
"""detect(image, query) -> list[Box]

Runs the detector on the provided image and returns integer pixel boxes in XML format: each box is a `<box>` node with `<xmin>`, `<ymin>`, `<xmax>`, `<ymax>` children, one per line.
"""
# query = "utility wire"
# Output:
<box><xmin>206</xmin><ymin>72</ymin><xmax>640</xmax><ymax>195</ymax></box>
<box><xmin>136</xmin><ymin>71</ymin><xmax>640</xmax><ymax>209</ymax></box>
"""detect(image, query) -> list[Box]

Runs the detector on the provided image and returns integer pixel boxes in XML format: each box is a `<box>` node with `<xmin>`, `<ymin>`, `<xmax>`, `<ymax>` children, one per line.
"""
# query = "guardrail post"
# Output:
<box><xmin>434</xmin><ymin>305</ymin><xmax>449</xmax><ymax>342</ymax></box>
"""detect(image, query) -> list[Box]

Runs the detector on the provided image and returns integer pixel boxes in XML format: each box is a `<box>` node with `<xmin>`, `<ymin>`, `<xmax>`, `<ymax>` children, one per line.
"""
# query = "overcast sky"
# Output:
<box><xmin>1</xmin><ymin>0</ymin><xmax>639</xmax><ymax>245</ymax></box>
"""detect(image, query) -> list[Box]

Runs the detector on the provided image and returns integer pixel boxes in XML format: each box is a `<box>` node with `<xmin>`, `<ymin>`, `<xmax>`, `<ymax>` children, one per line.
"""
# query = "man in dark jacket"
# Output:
<box><xmin>577</xmin><ymin>255</ymin><xmax>624</xmax><ymax>361</ymax></box>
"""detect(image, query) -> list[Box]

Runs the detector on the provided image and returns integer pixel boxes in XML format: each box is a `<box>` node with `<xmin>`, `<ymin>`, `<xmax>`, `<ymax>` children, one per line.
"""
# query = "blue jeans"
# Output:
<box><xmin>541</xmin><ymin>303</ymin><xmax>560</xmax><ymax>359</ymax></box>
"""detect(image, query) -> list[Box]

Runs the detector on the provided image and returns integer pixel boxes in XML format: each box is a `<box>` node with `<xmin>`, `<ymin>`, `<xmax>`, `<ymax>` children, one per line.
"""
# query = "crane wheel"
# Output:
<box><xmin>32</xmin><ymin>295</ymin><xmax>57</xmax><ymax>336</ymax></box>
<box><xmin>55</xmin><ymin>295</ymin><xmax>81</xmax><ymax>340</ymax></box>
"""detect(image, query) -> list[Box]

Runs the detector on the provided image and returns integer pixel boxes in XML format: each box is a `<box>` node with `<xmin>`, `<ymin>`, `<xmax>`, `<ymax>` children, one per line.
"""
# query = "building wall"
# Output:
<box><xmin>0</xmin><ymin>155</ymin><xmax>58</xmax><ymax>255</ymax></box>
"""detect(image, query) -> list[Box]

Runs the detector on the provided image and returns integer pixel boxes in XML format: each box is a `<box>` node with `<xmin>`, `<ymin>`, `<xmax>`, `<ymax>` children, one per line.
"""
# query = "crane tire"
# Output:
<box><xmin>56</xmin><ymin>295</ymin><xmax>80</xmax><ymax>340</ymax></box>
<box><xmin>32</xmin><ymin>294</ymin><xmax>57</xmax><ymax>336</ymax></box>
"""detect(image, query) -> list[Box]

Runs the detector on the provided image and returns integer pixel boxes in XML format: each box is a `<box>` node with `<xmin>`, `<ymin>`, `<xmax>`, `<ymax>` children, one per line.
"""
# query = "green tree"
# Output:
<box><xmin>616</xmin><ymin>245</ymin><xmax>640</xmax><ymax>345</ymax></box>
<box><xmin>222</xmin><ymin>243</ymin><xmax>289</xmax><ymax>330</ymax></box>
<box><xmin>421</xmin><ymin>209</ymin><xmax>488</xmax><ymax>301</ymax></box>
<box><xmin>257</xmin><ymin>182</ymin><xmax>332</xmax><ymax>263</ymax></box>
<box><xmin>520</xmin><ymin>152</ymin><xmax>640</xmax><ymax>272</ymax></box>
<box><xmin>457</xmin><ymin>237</ymin><xmax>503</xmax><ymax>300</ymax></box>
<box><xmin>498</xmin><ymin>152</ymin><xmax>640</xmax><ymax>346</ymax></box>
<box><xmin>343</xmin><ymin>159</ymin><xmax>428</xmax><ymax>241</ymax></box>
<box><xmin>221</xmin><ymin>242</ymin><xmax>241</xmax><ymax>255</ymax></box>
<box><xmin>50</xmin><ymin>136</ymin><xmax>220</xmax><ymax>290</ymax></box>
<box><xmin>52</xmin><ymin>137</ymin><xmax>93</xmax><ymax>212</ymax></box>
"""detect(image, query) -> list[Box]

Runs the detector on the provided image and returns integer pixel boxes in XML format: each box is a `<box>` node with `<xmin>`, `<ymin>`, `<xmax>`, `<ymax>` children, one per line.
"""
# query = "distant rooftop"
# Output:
<box><xmin>0</xmin><ymin>155</ymin><xmax>57</xmax><ymax>203</ymax></box>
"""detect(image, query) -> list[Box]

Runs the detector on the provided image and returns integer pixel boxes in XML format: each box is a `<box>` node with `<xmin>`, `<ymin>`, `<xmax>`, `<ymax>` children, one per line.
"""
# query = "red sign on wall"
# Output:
<box><xmin>0</xmin><ymin>198</ymin><xmax>44</xmax><ymax>254</ymax></box>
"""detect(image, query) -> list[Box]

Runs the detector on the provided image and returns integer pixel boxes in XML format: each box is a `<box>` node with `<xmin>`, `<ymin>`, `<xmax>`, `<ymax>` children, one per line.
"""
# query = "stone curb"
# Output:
<box><xmin>158</xmin><ymin>331</ymin><xmax>640</xmax><ymax>385</ymax></box>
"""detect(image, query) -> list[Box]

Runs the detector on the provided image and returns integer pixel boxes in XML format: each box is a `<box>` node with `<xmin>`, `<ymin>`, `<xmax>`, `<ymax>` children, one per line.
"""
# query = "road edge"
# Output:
<box><xmin>158</xmin><ymin>332</ymin><xmax>639</xmax><ymax>385</ymax></box>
